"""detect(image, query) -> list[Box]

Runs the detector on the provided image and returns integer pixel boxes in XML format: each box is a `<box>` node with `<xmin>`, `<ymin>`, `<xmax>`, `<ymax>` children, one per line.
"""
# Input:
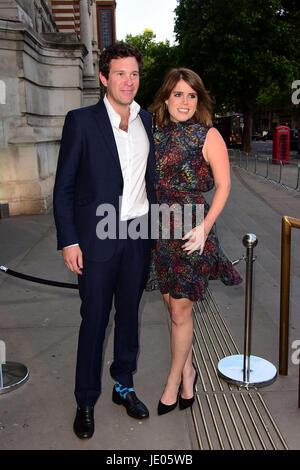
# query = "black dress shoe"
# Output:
<box><xmin>179</xmin><ymin>364</ymin><xmax>198</xmax><ymax>410</ymax></box>
<box><xmin>112</xmin><ymin>388</ymin><xmax>149</xmax><ymax>419</ymax></box>
<box><xmin>73</xmin><ymin>406</ymin><xmax>94</xmax><ymax>439</ymax></box>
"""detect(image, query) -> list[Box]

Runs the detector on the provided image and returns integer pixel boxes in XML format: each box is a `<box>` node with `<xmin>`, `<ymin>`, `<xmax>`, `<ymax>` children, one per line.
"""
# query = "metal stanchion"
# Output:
<box><xmin>0</xmin><ymin>363</ymin><xmax>29</xmax><ymax>395</ymax></box>
<box><xmin>217</xmin><ymin>234</ymin><xmax>277</xmax><ymax>388</ymax></box>
<box><xmin>0</xmin><ymin>341</ymin><xmax>29</xmax><ymax>395</ymax></box>
<box><xmin>0</xmin><ymin>260</ymin><xmax>79</xmax><ymax>396</ymax></box>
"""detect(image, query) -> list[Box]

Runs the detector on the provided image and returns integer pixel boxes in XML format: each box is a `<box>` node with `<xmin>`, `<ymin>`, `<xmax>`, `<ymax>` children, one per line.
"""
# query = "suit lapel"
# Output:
<box><xmin>139</xmin><ymin>109</ymin><xmax>152</xmax><ymax>146</ymax></box>
<box><xmin>92</xmin><ymin>100</ymin><xmax>122</xmax><ymax>173</ymax></box>
<box><xmin>139</xmin><ymin>109</ymin><xmax>155</xmax><ymax>180</ymax></box>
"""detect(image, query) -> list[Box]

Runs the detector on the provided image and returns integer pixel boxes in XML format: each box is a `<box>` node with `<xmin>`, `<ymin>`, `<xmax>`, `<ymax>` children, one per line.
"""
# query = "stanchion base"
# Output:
<box><xmin>217</xmin><ymin>354</ymin><xmax>277</xmax><ymax>388</ymax></box>
<box><xmin>0</xmin><ymin>362</ymin><xmax>29</xmax><ymax>395</ymax></box>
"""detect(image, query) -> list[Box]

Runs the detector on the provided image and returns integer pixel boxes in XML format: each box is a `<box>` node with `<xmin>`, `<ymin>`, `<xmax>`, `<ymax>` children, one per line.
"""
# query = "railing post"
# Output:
<box><xmin>243</xmin><ymin>234</ymin><xmax>256</xmax><ymax>382</ymax></box>
<box><xmin>296</xmin><ymin>163</ymin><xmax>300</xmax><ymax>192</ymax></box>
<box><xmin>279</xmin><ymin>161</ymin><xmax>283</xmax><ymax>185</ymax></box>
<box><xmin>218</xmin><ymin>234</ymin><xmax>277</xmax><ymax>388</ymax></box>
<box><xmin>279</xmin><ymin>216</ymin><xmax>300</xmax><ymax>376</ymax></box>
<box><xmin>0</xmin><ymin>339</ymin><xmax>29</xmax><ymax>395</ymax></box>
<box><xmin>0</xmin><ymin>364</ymin><xmax>3</xmax><ymax>389</ymax></box>
<box><xmin>279</xmin><ymin>216</ymin><xmax>291</xmax><ymax>375</ymax></box>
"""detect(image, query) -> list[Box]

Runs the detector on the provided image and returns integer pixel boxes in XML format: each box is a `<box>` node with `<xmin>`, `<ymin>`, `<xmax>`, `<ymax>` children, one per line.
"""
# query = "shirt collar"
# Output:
<box><xmin>104</xmin><ymin>94</ymin><xmax>141</xmax><ymax>129</ymax></box>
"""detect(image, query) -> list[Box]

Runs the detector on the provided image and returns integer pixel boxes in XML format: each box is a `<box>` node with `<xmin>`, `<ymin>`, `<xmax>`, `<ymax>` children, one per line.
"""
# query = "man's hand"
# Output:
<box><xmin>62</xmin><ymin>245</ymin><xmax>83</xmax><ymax>275</ymax></box>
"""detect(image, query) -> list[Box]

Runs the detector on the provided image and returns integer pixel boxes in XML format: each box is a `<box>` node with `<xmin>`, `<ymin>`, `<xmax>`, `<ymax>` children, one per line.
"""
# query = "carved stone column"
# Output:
<box><xmin>79</xmin><ymin>0</ymin><xmax>94</xmax><ymax>78</ymax></box>
<box><xmin>79</xmin><ymin>0</ymin><xmax>100</xmax><ymax>106</ymax></box>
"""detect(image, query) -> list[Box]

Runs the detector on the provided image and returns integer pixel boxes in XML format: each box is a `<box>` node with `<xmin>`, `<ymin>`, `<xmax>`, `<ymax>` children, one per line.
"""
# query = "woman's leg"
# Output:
<box><xmin>160</xmin><ymin>295</ymin><xmax>194</xmax><ymax>405</ymax></box>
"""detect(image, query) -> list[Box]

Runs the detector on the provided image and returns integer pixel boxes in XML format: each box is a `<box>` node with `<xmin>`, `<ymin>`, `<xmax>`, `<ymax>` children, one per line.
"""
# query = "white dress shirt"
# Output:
<box><xmin>104</xmin><ymin>94</ymin><xmax>149</xmax><ymax>221</ymax></box>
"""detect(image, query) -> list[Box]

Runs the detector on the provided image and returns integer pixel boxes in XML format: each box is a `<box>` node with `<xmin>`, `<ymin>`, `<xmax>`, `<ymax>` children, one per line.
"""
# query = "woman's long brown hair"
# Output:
<box><xmin>153</xmin><ymin>68</ymin><xmax>213</xmax><ymax>129</ymax></box>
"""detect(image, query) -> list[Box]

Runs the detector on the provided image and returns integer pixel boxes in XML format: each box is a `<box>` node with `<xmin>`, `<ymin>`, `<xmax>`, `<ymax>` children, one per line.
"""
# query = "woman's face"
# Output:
<box><xmin>165</xmin><ymin>79</ymin><xmax>198</xmax><ymax>123</ymax></box>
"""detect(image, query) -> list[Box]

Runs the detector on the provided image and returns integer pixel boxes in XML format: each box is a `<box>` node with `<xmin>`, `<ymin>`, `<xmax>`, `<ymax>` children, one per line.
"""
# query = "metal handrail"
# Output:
<box><xmin>229</xmin><ymin>150</ymin><xmax>300</xmax><ymax>192</ymax></box>
<box><xmin>279</xmin><ymin>216</ymin><xmax>300</xmax><ymax>378</ymax></box>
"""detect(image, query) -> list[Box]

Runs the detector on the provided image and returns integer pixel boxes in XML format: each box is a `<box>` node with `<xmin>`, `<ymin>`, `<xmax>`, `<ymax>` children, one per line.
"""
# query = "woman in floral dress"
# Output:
<box><xmin>146</xmin><ymin>68</ymin><xmax>242</xmax><ymax>415</ymax></box>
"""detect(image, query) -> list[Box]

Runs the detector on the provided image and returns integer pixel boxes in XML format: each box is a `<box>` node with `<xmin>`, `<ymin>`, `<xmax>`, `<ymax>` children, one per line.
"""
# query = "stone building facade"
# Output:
<box><xmin>0</xmin><ymin>0</ymin><xmax>116</xmax><ymax>215</ymax></box>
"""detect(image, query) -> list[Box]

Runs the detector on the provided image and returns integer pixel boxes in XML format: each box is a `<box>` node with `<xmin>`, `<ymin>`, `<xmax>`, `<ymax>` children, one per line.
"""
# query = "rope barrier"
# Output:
<box><xmin>0</xmin><ymin>265</ymin><xmax>78</xmax><ymax>289</ymax></box>
<box><xmin>0</xmin><ymin>257</ymin><xmax>242</xmax><ymax>291</ymax></box>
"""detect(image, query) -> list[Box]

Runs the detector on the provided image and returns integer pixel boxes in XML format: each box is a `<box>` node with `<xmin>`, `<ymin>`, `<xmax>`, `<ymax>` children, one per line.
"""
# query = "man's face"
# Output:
<box><xmin>100</xmin><ymin>56</ymin><xmax>140</xmax><ymax>111</ymax></box>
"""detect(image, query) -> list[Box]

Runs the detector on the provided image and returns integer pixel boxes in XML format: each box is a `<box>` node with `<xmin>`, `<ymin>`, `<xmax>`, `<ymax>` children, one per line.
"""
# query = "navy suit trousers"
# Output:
<box><xmin>75</xmin><ymin>235</ymin><xmax>151</xmax><ymax>407</ymax></box>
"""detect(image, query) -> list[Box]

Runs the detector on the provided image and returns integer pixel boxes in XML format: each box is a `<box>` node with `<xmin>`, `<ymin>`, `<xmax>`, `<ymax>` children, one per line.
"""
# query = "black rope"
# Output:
<box><xmin>0</xmin><ymin>256</ymin><xmax>242</xmax><ymax>291</ymax></box>
<box><xmin>0</xmin><ymin>265</ymin><xmax>78</xmax><ymax>289</ymax></box>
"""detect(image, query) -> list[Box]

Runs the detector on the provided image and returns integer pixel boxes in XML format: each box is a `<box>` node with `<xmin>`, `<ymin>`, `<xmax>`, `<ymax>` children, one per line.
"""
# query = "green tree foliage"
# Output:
<box><xmin>125</xmin><ymin>30</ymin><xmax>179</xmax><ymax>110</ymax></box>
<box><xmin>174</xmin><ymin>0</ymin><xmax>300</xmax><ymax>151</ymax></box>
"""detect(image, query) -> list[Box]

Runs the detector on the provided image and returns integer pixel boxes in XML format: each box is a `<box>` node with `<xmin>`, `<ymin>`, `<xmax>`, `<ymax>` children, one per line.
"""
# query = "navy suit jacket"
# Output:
<box><xmin>53</xmin><ymin>99</ymin><xmax>157</xmax><ymax>262</ymax></box>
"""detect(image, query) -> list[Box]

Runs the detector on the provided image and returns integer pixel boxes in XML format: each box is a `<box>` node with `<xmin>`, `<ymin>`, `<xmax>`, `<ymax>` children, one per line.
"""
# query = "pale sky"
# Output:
<box><xmin>115</xmin><ymin>0</ymin><xmax>178</xmax><ymax>44</ymax></box>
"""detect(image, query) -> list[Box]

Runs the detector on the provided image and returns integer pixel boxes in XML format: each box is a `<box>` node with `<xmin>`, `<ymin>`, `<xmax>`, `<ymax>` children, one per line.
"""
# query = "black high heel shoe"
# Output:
<box><xmin>157</xmin><ymin>397</ymin><xmax>178</xmax><ymax>415</ymax></box>
<box><xmin>157</xmin><ymin>386</ymin><xmax>180</xmax><ymax>415</ymax></box>
<box><xmin>179</xmin><ymin>363</ymin><xmax>198</xmax><ymax>410</ymax></box>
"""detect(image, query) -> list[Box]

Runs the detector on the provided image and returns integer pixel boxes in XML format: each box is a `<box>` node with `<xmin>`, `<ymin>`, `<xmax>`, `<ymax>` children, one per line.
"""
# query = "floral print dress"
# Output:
<box><xmin>146</xmin><ymin>119</ymin><xmax>242</xmax><ymax>301</ymax></box>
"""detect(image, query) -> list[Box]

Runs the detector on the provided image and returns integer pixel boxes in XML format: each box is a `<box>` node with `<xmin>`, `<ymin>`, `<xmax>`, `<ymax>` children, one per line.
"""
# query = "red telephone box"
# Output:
<box><xmin>272</xmin><ymin>126</ymin><xmax>290</xmax><ymax>163</ymax></box>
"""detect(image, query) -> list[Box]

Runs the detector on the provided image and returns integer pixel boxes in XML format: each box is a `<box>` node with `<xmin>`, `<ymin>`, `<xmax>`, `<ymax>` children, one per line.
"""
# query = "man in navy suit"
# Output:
<box><xmin>53</xmin><ymin>42</ymin><xmax>156</xmax><ymax>439</ymax></box>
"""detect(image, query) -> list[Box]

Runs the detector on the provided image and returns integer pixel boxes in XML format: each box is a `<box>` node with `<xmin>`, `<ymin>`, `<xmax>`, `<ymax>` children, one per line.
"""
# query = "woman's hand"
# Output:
<box><xmin>182</xmin><ymin>222</ymin><xmax>208</xmax><ymax>255</ymax></box>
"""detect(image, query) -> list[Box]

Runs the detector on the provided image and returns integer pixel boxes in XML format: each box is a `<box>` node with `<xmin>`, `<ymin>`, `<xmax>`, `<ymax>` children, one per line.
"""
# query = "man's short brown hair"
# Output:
<box><xmin>99</xmin><ymin>42</ymin><xmax>143</xmax><ymax>79</ymax></box>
